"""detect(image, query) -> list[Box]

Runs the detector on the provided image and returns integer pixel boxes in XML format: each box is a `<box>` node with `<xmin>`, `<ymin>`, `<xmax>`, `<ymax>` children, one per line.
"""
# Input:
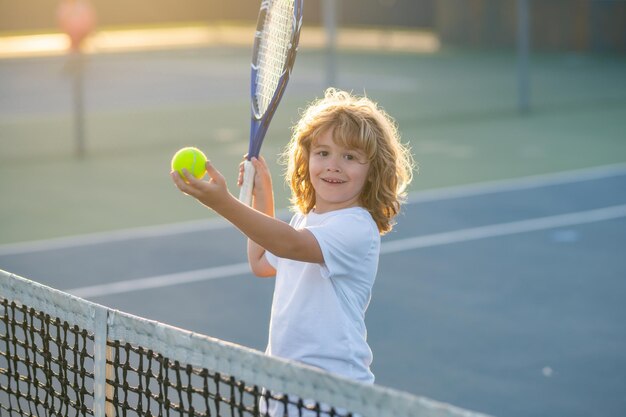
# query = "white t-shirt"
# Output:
<box><xmin>265</xmin><ymin>206</ymin><xmax>380</xmax><ymax>384</ymax></box>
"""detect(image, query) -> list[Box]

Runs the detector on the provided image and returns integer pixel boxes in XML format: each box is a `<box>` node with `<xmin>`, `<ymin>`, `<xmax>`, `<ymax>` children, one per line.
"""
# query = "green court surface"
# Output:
<box><xmin>1</xmin><ymin>46</ymin><xmax>625</xmax><ymax>245</ymax></box>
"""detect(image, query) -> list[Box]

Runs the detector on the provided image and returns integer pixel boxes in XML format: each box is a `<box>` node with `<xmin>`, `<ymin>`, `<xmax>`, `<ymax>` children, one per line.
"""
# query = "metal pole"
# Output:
<box><xmin>517</xmin><ymin>0</ymin><xmax>531</xmax><ymax>114</ymax></box>
<box><xmin>322</xmin><ymin>0</ymin><xmax>338</xmax><ymax>87</ymax></box>
<box><xmin>71</xmin><ymin>50</ymin><xmax>86</xmax><ymax>157</ymax></box>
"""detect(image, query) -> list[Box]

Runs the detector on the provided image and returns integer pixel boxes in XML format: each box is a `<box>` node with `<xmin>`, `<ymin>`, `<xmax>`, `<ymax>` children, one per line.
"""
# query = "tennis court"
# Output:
<box><xmin>2</xmin><ymin>163</ymin><xmax>626</xmax><ymax>417</ymax></box>
<box><xmin>1</xmin><ymin>26</ymin><xmax>626</xmax><ymax>417</ymax></box>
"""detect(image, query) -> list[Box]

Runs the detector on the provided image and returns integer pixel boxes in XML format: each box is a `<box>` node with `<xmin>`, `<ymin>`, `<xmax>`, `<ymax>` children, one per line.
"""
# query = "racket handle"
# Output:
<box><xmin>239</xmin><ymin>160</ymin><xmax>255</xmax><ymax>206</ymax></box>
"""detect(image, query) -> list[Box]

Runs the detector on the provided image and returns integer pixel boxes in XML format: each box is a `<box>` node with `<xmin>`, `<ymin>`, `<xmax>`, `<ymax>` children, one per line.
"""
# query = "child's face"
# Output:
<box><xmin>308</xmin><ymin>128</ymin><xmax>370</xmax><ymax>214</ymax></box>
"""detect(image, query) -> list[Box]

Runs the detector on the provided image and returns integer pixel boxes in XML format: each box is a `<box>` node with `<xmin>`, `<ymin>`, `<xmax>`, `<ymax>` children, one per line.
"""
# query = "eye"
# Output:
<box><xmin>344</xmin><ymin>153</ymin><xmax>357</xmax><ymax>161</ymax></box>
<box><xmin>317</xmin><ymin>150</ymin><xmax>329</xmax><ymax>157</ymax></box>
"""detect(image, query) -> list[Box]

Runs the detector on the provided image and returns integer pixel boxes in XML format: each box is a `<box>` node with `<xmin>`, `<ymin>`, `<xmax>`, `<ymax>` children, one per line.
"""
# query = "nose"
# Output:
<box><xmin>325</xmin><ymin>162</ymin><xmax>341</xmax><ymax>172</ymax></box>
<box><xmin>325</xmin><ymin>154</ymin><xmax>342</xmax><ymax>172</ymax></box>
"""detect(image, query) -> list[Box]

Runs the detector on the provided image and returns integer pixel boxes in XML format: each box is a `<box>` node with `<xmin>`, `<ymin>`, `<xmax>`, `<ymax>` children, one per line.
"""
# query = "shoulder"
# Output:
<box><xmin>321</xmin><ymin>207</ymin><xmax>378</xmax><ymax>234</ymax></box>
<box><xmin>308</xmin><ymin>207</ymin><xmax>379</xmax><ymax>250</ymax></box>
<box><xmin>308</xmin><ymin>208</ymin><xmax>380</xmax><ymax>278</ymax></box>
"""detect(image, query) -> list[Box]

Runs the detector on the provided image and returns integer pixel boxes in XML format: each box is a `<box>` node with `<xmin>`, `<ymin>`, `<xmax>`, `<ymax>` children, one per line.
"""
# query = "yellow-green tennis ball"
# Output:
<box><xmin>171</xmin><ymin>147</ymin><xmax>207</xmax><ymax>181</ymax></box>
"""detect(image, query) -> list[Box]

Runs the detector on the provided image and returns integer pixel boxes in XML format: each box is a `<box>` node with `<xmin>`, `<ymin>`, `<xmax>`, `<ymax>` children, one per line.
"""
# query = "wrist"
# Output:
<box><xmin>253</xmin><ymin>195</ymin><xmax>274</xmax><ymax>215</ymax></box>
<box><xmin>210</xmin><ymin>189</ymin><xmax>237</xmax><ymax>214</ymax></box>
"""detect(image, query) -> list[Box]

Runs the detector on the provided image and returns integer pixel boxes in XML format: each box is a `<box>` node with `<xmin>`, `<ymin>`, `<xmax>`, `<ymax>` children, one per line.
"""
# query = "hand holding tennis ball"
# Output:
<box><xmin>171</xmin><ymin>148</ymin><xmax>231</xmax><ymax>209</ymax></box>
<box><xmin>171</xmin><ymin>147</ymin><xmax>207</xmax><ymax>182</ymax></box>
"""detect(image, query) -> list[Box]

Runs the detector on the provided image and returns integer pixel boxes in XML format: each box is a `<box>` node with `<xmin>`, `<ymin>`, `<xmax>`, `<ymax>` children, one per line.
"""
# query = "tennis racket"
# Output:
<box><xmin>239</xmin><ymin>0</ymin><xmax>304</xmax><ymax>206</ymax></box>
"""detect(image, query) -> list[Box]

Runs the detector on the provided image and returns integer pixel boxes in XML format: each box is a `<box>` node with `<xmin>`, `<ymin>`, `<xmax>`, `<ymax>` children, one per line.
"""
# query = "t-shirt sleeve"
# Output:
<box><xmin>307</xmin><ymin>213</ymin><xmax>377</xmax><ymax>279</ymax></box>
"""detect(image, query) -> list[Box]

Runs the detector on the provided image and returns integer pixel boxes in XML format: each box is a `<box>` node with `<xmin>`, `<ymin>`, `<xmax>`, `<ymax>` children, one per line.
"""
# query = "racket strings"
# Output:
<box><xmin>256</xmin><ymin>0</ymin><xmax>294</xmax><ymax>114</ymax></box>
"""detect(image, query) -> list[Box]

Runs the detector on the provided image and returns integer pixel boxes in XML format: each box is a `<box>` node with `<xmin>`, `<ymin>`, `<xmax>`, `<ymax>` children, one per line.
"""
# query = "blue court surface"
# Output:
<box><xmin>1</xmin><ymin>163</ymin><xmax>624</xmax><ymax>417</ymax></box>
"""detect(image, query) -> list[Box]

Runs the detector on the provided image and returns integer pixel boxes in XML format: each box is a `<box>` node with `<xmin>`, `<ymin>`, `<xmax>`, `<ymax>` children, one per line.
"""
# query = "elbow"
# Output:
<box><xmin>253</xmin><ymin>268</ymin><xmax>275</xmax><ymax>278</ymax></box>
<box><xmin>255</xmin><ymin>270</ymin><xmax>275</xmax><ymax>278</ymax></box>
<box><xmin>250</xmin><ymin>261</ymin><xmax>276</xmax><ymax>278</ymax></box>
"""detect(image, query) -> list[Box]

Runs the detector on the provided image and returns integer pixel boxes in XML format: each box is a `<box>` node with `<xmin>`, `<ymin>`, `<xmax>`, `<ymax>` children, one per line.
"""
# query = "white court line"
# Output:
<box><xmin>408</xmin><ymin>162</ymin><xmax>626</xmax><ymax>203</ymax></box>
<box><xmin>0</xmin><ymin>217</ymin><xmax>231</xmax><ymax>257</ymax></box>
<box><xmin>1</xmin><ymin>162</ymin><xmax>625</xmax><ymax>257</ymax></box>
<box><xmin>68</xmin><ymin>263</ymin><xmax>251</xmax><ymax>299</ymax></box>
<box><xmin>67</xmin><ymin>204</ymin><xmax>626</xmax><ymax>299</ymax></box>
<box><xmin>381</xmin><ymin>204</ymin><xmax>626</xmax><ymax>254</ymax></box>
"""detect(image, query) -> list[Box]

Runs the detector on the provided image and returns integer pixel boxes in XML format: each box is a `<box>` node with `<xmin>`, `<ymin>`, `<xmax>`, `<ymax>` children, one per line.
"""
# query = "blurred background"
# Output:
<box><xmin>1</xmin><ymin>0</ymin><xmax>624</xmax><ymax>242</ymax></box>
<box><xmin>1</xmin><ymin>1</ymin><xmax>625</xmax><ymax>417</ymax></box>
<box><xmin>2</xmin><ymin>0</ymin><xmax>625</xmax><ymax>52</ymax></box>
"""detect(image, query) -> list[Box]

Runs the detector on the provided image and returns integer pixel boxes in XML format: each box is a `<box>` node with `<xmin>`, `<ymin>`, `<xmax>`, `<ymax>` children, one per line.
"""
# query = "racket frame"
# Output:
<box><xmin>239</xmin><ymin>0</ymin><xmax>304</xmax><ymax>206</ymax></box>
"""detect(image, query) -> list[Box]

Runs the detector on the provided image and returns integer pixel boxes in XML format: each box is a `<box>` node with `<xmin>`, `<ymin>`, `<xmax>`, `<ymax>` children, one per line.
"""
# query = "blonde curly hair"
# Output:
<box><xmin>283</xmin><ymin>88</ymin><xmax>414</xmax><ymax>235</ymax></box>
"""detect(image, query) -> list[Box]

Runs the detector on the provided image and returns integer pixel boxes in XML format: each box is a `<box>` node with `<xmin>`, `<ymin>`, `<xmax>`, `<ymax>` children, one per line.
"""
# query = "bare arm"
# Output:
<box><xmin>239</xmin><ymin>157</ymin><xmax>276</xmax><ymax>277</ymax></box>
<box><xmin>171</xmin><ymin>160</ymin><xmax>323</xmax><ymax>266</ymax></box>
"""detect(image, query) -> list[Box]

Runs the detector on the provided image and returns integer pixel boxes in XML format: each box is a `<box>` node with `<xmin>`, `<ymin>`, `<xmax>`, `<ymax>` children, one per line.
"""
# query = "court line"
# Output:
<box><xmin>380</xmin><ymin>204</ymin><xmax>626</xmax><ymax>254</ymax></box>
<box><xmin>407</xmin><ymin>162</ymin><xmax>626</xmax><ymax>203</ymax></box>
<box><xmin>67</xmin><ymin>204</ymin><xmax>626</xmax><ymax>299</ymax></box>
<box><xmin>1</xmin><ymin>162</ymin><xmax>625</xmax><ymax>257</ymax></box>
<box><xmin>68</xmin><ymin>263</ymin><xmax>251</xmax><ymax>299</ymax></box>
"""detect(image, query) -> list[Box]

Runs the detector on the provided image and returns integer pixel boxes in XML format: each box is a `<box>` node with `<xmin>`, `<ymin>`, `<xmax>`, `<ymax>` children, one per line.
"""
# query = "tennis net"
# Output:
<box><xmin>1</xmin><ymin>269</ymin><xmax>491</xmax><ymax>417</ymax></box>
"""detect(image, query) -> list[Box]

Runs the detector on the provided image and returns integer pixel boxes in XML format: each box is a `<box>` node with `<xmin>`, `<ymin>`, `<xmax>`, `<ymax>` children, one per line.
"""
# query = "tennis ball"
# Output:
<box><xmin>171</xmin><ymin>147</ymin><xmax>207</xmax><ymax>181</ymax></box>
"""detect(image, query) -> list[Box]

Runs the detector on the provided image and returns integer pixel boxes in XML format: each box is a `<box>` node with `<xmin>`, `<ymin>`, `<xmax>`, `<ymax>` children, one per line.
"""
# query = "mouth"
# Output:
<box><xmin>321</xmin><ymin>177</ymin><xmax>346</xmax><ymax>184</ymax></box>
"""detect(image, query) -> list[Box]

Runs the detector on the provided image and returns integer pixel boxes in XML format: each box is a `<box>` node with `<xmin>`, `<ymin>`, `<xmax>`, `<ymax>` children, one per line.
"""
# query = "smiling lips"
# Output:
<box><xmin>322</xmin><ymin>177</ymin><xmax>346</xmax><ymax>184</ymax></box>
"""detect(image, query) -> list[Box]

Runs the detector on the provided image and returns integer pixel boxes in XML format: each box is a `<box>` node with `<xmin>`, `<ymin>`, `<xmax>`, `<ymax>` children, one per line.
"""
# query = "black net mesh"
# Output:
<box><xmin>104</xmin><ymin>340</ymin><xmax>351</xmax><ymax>417</ymax></box>
<box><xmin>0</xmin><ymin>298</ymin><xmax>94</xmax><ymax>417</ymax></box>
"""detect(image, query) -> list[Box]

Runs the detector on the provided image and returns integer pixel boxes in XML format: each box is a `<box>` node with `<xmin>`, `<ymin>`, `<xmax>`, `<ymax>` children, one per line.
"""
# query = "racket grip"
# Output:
<box><xmin>239</xmin><ymin>160</ymin><xmax>255</xmax><ymax>206</ymax></box>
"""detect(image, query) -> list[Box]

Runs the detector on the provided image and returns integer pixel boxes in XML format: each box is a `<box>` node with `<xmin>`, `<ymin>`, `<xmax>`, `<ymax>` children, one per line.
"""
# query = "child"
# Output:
<box><xmin>171</xmin><ymin>87</ymin><xmax>413</xmax><ymax>390</ymax></box>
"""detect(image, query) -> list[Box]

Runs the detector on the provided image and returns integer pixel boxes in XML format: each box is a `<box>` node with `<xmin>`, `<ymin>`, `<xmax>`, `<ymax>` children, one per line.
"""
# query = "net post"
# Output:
<box><xmin>72</xmin><ymin>50</ymin><xmax>86</xmax><ymax>158</ymax></box>
<box><xmin>92</xmin><ymin>305</ymin><xmax>109</xmax><ymax>417</ymax></box>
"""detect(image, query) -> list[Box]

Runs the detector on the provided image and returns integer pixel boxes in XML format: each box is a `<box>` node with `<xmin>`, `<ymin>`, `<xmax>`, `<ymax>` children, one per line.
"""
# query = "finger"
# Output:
<box><xmin>237</xmin><ymin>167</ymin><xmax>244</xmax><ymax>187</ymax></box>
<box><xmin>205</xmin><ymin>160</ymin><xmax>224</xmax><ymax>182</ymax></box>
<box><xmin>171</xmin><ymin>170</ymin><xmax>184</xmax><ymax>185</ymax></box>
<box><xmin>180</xmin><ymin>168</ymin><xmax>196</xmax><ymax>185</ymax></box>
<box><xmin>251</xmin><ymin>157</ymin><xmax>267</xmax><ymax>173</ymax></box>
<box><xmin>237</xmin><ymin>159</ymin><xmax>248</xmax><ymax>187</ymax></box>
<box><xmin>171</xmin><ymin>170</ymin><xmax>180</xmax><ymax>184</ymax></box>
<box><xmin>171</xmin><ymin>171</ymin><xmax>190</xmax><ymax>193</ymax></box>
